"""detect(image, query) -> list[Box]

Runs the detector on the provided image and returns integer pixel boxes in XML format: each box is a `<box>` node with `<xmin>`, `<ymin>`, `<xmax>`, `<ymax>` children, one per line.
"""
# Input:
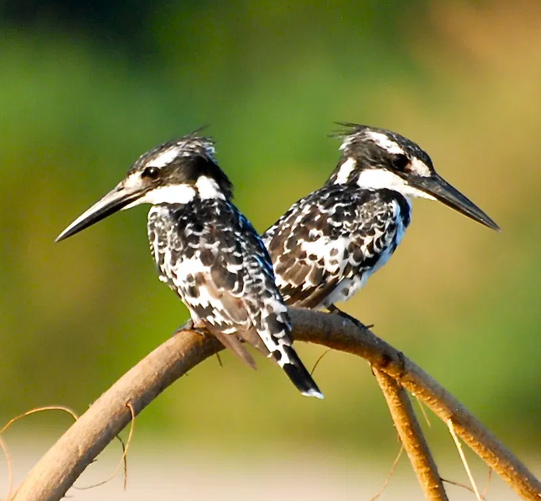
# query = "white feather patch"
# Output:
<box><xmin>365</xmin><ymin>131</ymin><xmax>405</xmax><ymax>154</ymax></box>
<box><xmin>149</xmin><ymin>147</ymin><xmax>180</xmax><ymax>167</ymax></box>
<box><xmin>410</xmin><ymin>157</ymin><xmax>431</xmax><ymax>177</ymax></box>
<box><xmin>196</xmin><ymin>176</ymin><xmax>225</xmax><ymax>200</ymax></box>
<box><xmin>334</xmin><ymin>158</ymin><xmax>357</xmax><ymax>184</ymax></box>
<box><xmin>123</xmin><ymin>184</ymin><xmax>196</xmax><ymax>209</ymax></box>
<box><xmin>356</xmin><ymin>169</ymin><xmax>436</xmax><ymax>200</ymax></box>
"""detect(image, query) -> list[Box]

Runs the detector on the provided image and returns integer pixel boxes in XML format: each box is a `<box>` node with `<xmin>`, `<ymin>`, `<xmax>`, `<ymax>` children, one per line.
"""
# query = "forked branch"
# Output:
<box><xmin>11</xmin><ymin>309</ymin><xmax>541</xmax><ymax>501</ymax></box>
<box><xmin>373</xmin><ymin>369</ymin><xmax>448</xmax><ymax>501</ymax></box>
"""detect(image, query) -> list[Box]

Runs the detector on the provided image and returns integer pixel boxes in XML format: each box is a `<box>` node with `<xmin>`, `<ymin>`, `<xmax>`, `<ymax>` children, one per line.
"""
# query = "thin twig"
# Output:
<box><xmin>448</xmin><ymin>419</ymin><xmax>482</xmax><ymax>501</ymax></box>
<box><xmin>73</xmin><ymin>401</ymin><xmax>135</xmax><ymax>491</ymax></box>
<box><xmin>11</xmin><ymin>309</ymin><xmax>541</xmax><ymax>501</ymax></box>
<box><xmin>0</xmin><ymin>434</ymin><xmax>14</xmax><ymax>500</ymax></box>
<box><xmin>441</xmin><ymin>477</ymin><xmax>487</xmax><ymax>500</ymax></box>
<box><xmin>482</xmin><ymin>468</ymin><xmax>493</xmax><ymax>498</ymax></box>
<box><xmin>369</xmin><ymin>445</ymin><xmax>404</xmax><ymax>501</ymax></box>
<box><xmin>373</xmin><ymin>369</ymin><xmax>448</xmax><ymax>500</ymax></box>
<box><xmin>215</xmin><ymin>353</ymin><xmax>223</xmax><ymax>368</ymax></box>
<box><xmin>310</xmin><ymin>348</ymin><xmax>332</xmax><ymax>376</ymax></box>
<box><xmin>415</xmin><ymin>398</ymin><xmax>432</xmax><ymax>428</ymax></box>
<box><xmin>1</xmin><ymin>406</ymin><xmax>79</xmax><ymax>501</ymax></box>
<box><xmin>0</xmin><ymin>406</ymin><xmax>79</xmax><ymax>435</ymax></box>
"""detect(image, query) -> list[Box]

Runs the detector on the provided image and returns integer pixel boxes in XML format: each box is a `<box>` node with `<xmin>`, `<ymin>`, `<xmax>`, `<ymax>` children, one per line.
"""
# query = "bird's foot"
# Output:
<box><xmin>172</xmin><ymin>320</ymin><xmax>220</xmax><ymax>367</ymax></box>
<box><xmin>172</xmin><ymin>319</ymin><xmax>207</xmax><ymax>337</ymax></box>
<box><xmin>326</xmin><ymin>304</ymin><xmax>373</xmax><ymax>330</ymax></box>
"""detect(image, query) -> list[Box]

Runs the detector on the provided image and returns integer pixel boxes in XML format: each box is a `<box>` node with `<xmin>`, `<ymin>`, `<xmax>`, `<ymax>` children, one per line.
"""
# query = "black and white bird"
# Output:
<box><xmin>56</xmin><ymin>131</ymin><xmax>323</xmax><ymax>399</ymax></box>
<box><xmin>263</xmin><ymin>124</ymin><xmax>499</xmax><ymax>316</ymax></box>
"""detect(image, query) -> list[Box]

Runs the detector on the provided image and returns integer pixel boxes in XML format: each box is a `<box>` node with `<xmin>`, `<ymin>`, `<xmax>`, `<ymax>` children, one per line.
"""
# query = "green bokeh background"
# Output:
<box><xmin>1</xmin><ymin>0</ymin><xmax>540</xmax><ymax>465</ymax></box>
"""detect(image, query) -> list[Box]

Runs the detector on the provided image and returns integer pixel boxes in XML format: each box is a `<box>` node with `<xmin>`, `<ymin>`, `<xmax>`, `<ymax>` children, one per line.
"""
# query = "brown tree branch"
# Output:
<box><xmin>292</xmin><ymin>309</ymin><xmax>541</xmax><ymax>500</ymax></box>
<box><xmin>373</xmin><ymin>368</ymin><xmax>448</xmax><ymax>501</ymax></box>
<box><xmin>11</xmin><ymin>309</ymin><xmax>541</xmax><ymax>501</ymax></box>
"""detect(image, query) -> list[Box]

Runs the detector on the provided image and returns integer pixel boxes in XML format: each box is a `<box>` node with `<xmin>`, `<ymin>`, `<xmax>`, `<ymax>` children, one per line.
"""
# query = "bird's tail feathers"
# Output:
<box><xmin>211</xmin><ymin>330</ymin><xmax>257</xmax><ymax>370</ymax></box>
<box><xmin>276</xmin><ymin>345</ymin><xmax>324</xmax><ymax>399</ymax></box>
<box><xmin>207</xmin><ymin>321</ymin><xmax>323</xmax><ymax>398</ymax></box>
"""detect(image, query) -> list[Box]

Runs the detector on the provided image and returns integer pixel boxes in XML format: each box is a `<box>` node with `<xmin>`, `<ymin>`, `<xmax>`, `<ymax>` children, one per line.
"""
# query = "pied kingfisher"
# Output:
<box><xmin>263</xmin><ymin>124</ymin><xmax>499</xmax><ymax>318</ymax></box>
<box><xmin>57</xmin><ymin>131</ymin><xmax>323</xmax><ymax>399</ymax></box>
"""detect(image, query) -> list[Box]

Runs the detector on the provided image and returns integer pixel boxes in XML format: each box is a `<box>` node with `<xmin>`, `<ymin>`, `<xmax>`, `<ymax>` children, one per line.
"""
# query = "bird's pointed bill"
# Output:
<box><xmin>413</xmin><ymin>173</ymin><xmax>500</xmax><ymax>231</ymax></box>
<box><xmin>56</xmin><ymin>182</ymin><xmax>143</xmax><ymax>242</ymax></box>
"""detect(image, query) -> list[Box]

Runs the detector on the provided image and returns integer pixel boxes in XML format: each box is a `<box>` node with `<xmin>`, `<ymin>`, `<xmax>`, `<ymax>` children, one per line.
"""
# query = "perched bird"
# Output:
<box><xmin>263</xmin><ymin>124</ymin><xmax>499</xmax><ymax>318</ymax></box>
<box><xmin>56</xmin><ymin>131</ymin><xmax>323</xmax><ymax>399</ymax></box>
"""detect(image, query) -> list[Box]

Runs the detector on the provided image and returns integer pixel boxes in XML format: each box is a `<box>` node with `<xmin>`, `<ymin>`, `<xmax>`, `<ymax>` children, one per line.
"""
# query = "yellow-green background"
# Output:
<box><xmin>1</xmin><ymin>0</ymin><xmax>540</xmax><ymax>475</ymax></box>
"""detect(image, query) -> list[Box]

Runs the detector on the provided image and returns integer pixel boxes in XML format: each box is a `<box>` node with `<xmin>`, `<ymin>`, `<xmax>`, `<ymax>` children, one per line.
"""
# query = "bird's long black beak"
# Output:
<box><xmin>56</xmin><ymin>181</ymin><xmax>144</xmax><ymax>242</ymax></box>
<box><xmin>413</xmin><ymin>173</ymin><xmax>500</xmax><ymax>231</ymax></box>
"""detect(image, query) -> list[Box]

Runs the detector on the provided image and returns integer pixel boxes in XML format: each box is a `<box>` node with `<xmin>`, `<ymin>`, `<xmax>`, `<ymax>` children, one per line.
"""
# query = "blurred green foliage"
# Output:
<box><xmin>1</xmin><ymin>0</ymin><xmax>540</xmax><ymax>459</ymax></box>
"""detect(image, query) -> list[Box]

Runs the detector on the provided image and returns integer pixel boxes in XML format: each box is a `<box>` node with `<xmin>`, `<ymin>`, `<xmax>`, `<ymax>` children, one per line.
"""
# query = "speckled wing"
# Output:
<box><xmin>263</xmin><ymin>185</ymin><xmax>408</xmax><ymax>309</ymax></box>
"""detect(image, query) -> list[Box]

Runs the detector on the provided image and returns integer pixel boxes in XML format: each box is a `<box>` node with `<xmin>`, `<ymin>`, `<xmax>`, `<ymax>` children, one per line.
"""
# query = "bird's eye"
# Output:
<box><xmin>142</xmin><ymin>166</ymin><xmax>160</xmax><ymax>179</ymax></box>
<box><xmin>392</xmin><ymin>154</ymin><xmax>409</xmax><ymax>171</ymax></box>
